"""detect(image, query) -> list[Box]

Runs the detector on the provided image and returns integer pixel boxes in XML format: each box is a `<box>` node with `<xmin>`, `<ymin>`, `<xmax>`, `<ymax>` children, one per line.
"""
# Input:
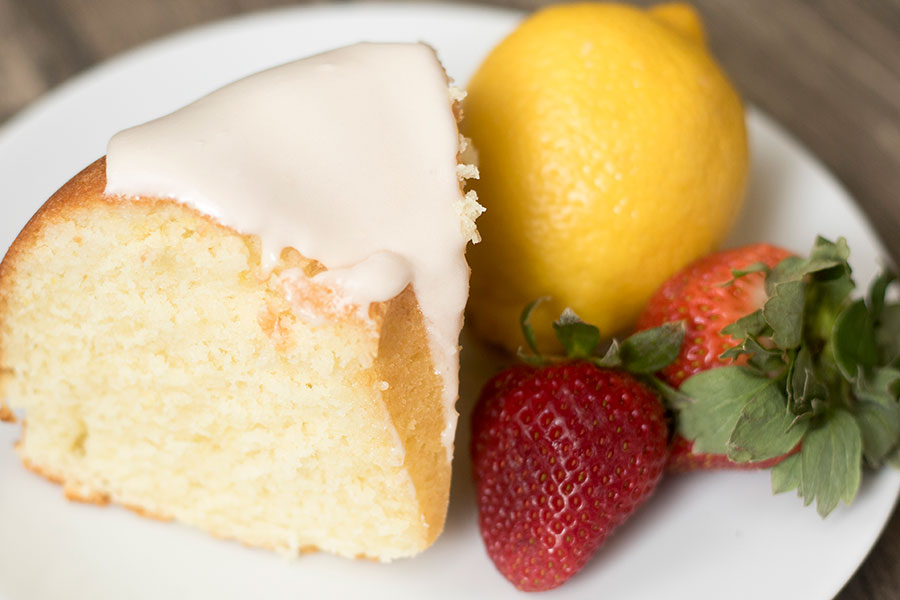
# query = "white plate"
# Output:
<box><xmin>0</xmin><ymin>3</ymin><xmax>897</xmax><ymax>599</ymax></box>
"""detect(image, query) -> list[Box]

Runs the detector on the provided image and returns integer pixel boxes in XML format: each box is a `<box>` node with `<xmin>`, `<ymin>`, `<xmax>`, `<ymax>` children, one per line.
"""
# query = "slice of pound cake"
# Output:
<box><xmin>0</xmin><ymin>42</ymin><xmax>482</xmax><ymax>560</ymax></box>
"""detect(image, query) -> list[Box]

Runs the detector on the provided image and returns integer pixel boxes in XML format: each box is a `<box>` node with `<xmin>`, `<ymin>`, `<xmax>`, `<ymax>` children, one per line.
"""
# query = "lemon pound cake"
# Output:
<box><xmin>0</xmin><ymin>42</ymin><xmax>482</xmax><ymax>560</ymax></box>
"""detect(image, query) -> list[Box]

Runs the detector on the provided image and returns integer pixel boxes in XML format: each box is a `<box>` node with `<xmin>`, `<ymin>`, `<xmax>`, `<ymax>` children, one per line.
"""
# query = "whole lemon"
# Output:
<box><xmin>463</xmin><ymin>2</ymin><xmax>747</xmax><ymax>351</ymax></box>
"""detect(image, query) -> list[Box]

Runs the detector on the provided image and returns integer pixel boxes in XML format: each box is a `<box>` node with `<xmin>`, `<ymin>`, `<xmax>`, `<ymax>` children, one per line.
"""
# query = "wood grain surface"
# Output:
<box><xmin>1</xmin><ymin>0</ymin><xmax>899</xmax><ymax>598</ymax></box>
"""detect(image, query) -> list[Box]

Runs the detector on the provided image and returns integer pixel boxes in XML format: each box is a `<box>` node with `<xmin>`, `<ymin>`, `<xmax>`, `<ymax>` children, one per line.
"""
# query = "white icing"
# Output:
<box><xmin>312</xmin><ymin>251</ymin><xmax>413</xmax><ymax>307</ymax></box>
<box><xmin>104</xmin><ymin>43</ymin><xmax>480</xmax><ymax>461</ymax></box>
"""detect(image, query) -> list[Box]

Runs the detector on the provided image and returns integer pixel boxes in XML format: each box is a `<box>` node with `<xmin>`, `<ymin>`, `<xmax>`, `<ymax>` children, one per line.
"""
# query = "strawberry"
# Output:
<box><xmin>471</xmin><ymin>305</ymin><xmax>678</xmax><ymax>591</ymax></box>
<box><xmin>637</xmin><ymin>243</ymin><xmax>793</xmax><ymax>387</ymax></box>
<box><xmin>641</xmin><ymin>236</ymin><xmax>900</xmax><ymax>517</ymax></box>
<box><xmin>636</xmin><ymin>243</ymin><xmax>793</xmax><ymax>471</ymax></box>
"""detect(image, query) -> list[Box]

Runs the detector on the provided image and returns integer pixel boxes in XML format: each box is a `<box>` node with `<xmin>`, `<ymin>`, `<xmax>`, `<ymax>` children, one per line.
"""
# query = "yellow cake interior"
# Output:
<box><xmin>0</xmin><ymin>159</ymin><xmax>456</xmax><ymax>560</ymax></box>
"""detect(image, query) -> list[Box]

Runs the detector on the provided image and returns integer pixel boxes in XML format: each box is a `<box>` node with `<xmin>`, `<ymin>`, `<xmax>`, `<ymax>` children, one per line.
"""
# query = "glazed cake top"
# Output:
<box><xmin>105</xmin><ymin>42</ymin><xmax>479</xmax><ymax>457</ymax></box>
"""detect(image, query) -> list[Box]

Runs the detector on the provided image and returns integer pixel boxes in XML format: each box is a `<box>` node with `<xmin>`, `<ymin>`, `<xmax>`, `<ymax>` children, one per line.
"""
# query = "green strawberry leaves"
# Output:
<box><xmin>798</xmin><ymin>411</ymin><xmax>862</xmax><ymax>517</ymax></box>
<box><xmin>519</xmin><ymin>297</ymin><xmax>549</xmax><ymax>360</ymax></box>
<box><xmin>723</xmin><ymin>237</ymin><xmax>854</xmax><ymax>365</ymax></box>
<box><xmin>770</xmin><ymin>411</ymin><xmax>862</xmax><ymax>518</ymax></box>
<box><xmin>679</xmin><ymin>367</ymin><xmax>775</xmax><ymax>454</ymax></box>
<box><xmin>721</xmin><ymin>311</ymin><xmax>767</xmax><ymax>340</ymax></box>
<box><xmin>854</xmin><ymin>367</ymin><xmax>900</xmax><ymax>464</ymax></box>
<box><xmin>517</xmin><ymin>300</ymin><xmax>684</xmax><ymax>379</ymax></box>
<box><xmin>771</xmin><ymin>452</ymin><xmax>803</xmax><ymax>495</ymax></box>
<box><xmin>875</xmin><ymin>305</ymin><xmax>900</xmax><ymax>367</ymax></box>
<box><xmin>728</xmin><ymin>389</ymin><xmax>807</xmax><ymax>463</ymax></box>
<box><xmin>618</xmin><ymin>322</ymin><xmax>685</xmax><ymax>374</ymax></box>
<box><xmin>552</xmin><ymin>308</ymin><xmax>601</xmax><ymax>359</ymax></box>
<box><xmin>672</xmin><ymin>236</ymin><xmax>900</xmax><ymax>517</ymax></box>
<box><xmin>719</xmin><ymin>262</ymin><xmax>771</xmax><ymax>287</ymax></box>
<box><xmin>763</xmin><ymin>279</ymin><xmax>805</xmax><ymax>349</ymax></box>
<box><xmin>869</xmin><ymin>273</ymin><xmax>900</xmax><ymax>366</ymax></box>
<box><xmin>786</xmin><ymin>347</ymin><xmax>828</xmax><ymax>417</ymax></box>
<box><xmin>678</xmin><ymin>366</ymin><xmax>807</xmax><ymax>461</ymax></box>
<box><xmin>868</xmin><ymin>271</ymin><xmax>895</xmax><ymax>321</ymax></box>
<box><xmin>589</xmin><ymin>321</ymin><xmax>684</xmax><ymax>374</ymax></box>
<box><xmin>832</xmin><ymin>299</ymin><xmax>878</xmax><ymax>380</ymax></box>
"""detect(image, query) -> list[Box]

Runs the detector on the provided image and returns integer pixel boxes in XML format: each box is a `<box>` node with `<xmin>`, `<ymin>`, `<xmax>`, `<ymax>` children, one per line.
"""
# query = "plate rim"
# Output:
<box><xmin>0</xmin><ymin>3</ymin><xmax>897</xmax><ymax>599</ymax></box>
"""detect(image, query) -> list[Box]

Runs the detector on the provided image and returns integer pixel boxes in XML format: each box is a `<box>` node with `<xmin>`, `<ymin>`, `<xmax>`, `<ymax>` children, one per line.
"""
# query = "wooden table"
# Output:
<box><xmin>1</xmin><ymin>0</ymin><xmax>899</xmax><ymax>597</ymax></box>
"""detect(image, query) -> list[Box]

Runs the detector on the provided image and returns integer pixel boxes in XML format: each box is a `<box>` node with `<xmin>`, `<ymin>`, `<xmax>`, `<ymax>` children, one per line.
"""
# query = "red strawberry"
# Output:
<box><xmin>471</xmin><ymin>307</ymin><xmax>673</xmax><ymax>591</ymax></box>
<box><xmin>637</xmin><ymin>244</ymin><xmax>793</xmax><ymax>386</ymax></box>
<box><xmin>636</xmin><ymin>243</ymin><xmax>793</xmax><ymax>471</ymax></box>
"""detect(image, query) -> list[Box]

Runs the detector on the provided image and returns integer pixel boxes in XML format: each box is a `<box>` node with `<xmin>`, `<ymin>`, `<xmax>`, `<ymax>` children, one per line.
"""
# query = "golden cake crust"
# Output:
<box><xmin>1</xmin><ymin>158</ymin><xmax>110</xmax><ymax>281</ymax></box>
